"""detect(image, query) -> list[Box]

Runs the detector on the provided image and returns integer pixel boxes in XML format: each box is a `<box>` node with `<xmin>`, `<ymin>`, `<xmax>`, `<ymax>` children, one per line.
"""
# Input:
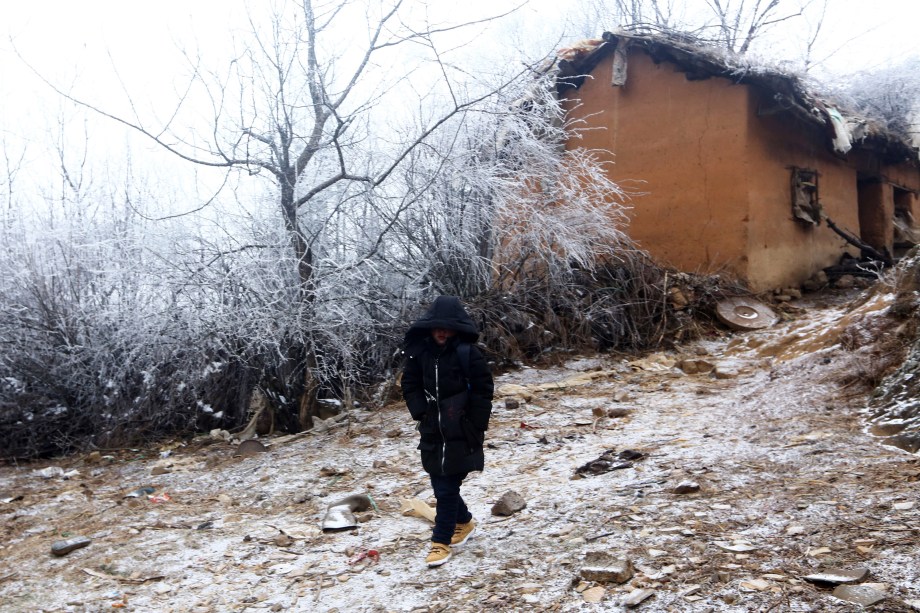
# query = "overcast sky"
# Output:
<box><xmin>2</xmin><ymin>0</ymin><xmax>918</xmax><ymax>210</ymax></box>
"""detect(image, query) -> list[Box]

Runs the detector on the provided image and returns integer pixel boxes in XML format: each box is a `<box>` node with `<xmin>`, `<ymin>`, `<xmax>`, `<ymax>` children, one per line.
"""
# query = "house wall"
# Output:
<box><xmin>561</xmin><ymin>45</ymin><xmax>920</xmax><ymax>291</ymax></box>
<box><xmin>742</xmin><ymin>95</ymin><xmax>863</xmax><ymax>289</ymax></box>
<box><xmin>560</xmin><ymin>50</ymin><xmax>753</xmax><ymax>281</ymax></box>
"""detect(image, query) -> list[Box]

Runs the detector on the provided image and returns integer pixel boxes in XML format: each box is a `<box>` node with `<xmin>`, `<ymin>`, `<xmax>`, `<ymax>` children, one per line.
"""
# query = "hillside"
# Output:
<box><xmin>1</xmin><ymin>287</ymin><xmax>919</xmax><ymax>612</ymax></box>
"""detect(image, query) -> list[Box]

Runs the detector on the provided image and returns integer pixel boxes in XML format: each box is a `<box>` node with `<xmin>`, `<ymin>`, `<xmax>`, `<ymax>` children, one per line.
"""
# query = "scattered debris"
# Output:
<box><xmin>715</xmin><ymin>297</ymin><xmax>777</xmax><ymax>331</ymax></box>
<box><xmin>677</xmin><ymin>359</ymin><xmax>715</xmax><ymax>375</ymax></box>
<box><xmin>802</xmin><ymin>568</ymin><xmax>870</xmax><ymax>586</ymax></box>
<box><xmin>51</xmin><ymin>536</ymin><xmax>91</xmax><ymax>557</ymax></box>
<box><xmin>322</xmin><ymin>494</ymin><xmax>375</xmax><ymax>532</ymax></box>
<box><xmin>714</xmin><ymin>540</ymin><xmax>759</xmax><ymax>553</ymax></box>
<box><xmin>124</xmin><ymin>486</ymin><xmax>155</xmax><ymax>499</ymax></box>
<box><xmin>400</xmin><ymin>498</ymin><xmax>436</xmax><ymax>523</ymax></box>
<box><xmin>582</xmin><ymin>586</ymin><xmax>606</xmax><ymax>603</ymax></box>
<box><xmin>235</xmin><ymin>439</ymin><xmax>268</xmax><ymax>457</ymax></box>
<box><xmin>673</xmin><ymin>481</ymin><xmax>700</xmax><ymax>495</ymax></box>
<box><xmin>623</xmin><ymin>588</ymin><xmax>655</xmax><ymax>607</ymax></box>
<box><xmin>575</xmin><ymin>449</ymin><xmax>643</xmax><ymax>476</ymax></box>
<box><xmin>580</xmin><ymin>552</ymin><xmax>633</xmax><ymax>583</ymax></box>
<box><xmin>491</xmin><ymin>490</ymin><xmax>527</xmax><ymax>516</ymax></box>
<box><xmin>832</xmin><ymin>584</ymin><xmax>887</xmax><ymax>606</ymax></box>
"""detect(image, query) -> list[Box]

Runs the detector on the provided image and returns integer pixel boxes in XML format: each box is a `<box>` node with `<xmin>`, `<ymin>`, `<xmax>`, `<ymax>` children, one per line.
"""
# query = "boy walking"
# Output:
<box><xmin>401</xmin><ymin>296</ymin><xmax>494</xmax><ymax>567</ymax></box>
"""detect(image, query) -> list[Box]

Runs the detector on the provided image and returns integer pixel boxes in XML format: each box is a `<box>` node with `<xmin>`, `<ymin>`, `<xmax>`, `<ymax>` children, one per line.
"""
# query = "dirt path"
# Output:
<box><xmin>1</xmin><ymin>293</ymin><xmax>918</xmax><ymax>612</ymax></box>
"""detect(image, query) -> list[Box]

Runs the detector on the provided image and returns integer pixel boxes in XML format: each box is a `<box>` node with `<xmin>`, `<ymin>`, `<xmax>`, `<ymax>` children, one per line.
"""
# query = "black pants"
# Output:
<box><xmin>429</xmin><ymin>472</ymin><xmax>472</xmax><ymax>545</ymax></box>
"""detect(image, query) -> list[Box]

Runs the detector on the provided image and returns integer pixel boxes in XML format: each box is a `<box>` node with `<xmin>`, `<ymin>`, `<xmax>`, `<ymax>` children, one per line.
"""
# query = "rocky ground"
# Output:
<box><xmin>1</xmin><ymin>288</ymin><xmax>919</xmax><ymax>612</ymax></box>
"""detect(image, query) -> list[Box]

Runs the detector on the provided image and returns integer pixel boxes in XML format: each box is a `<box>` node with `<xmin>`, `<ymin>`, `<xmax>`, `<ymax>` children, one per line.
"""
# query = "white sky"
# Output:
<box><xmin>1</xmin><ymin>0</ymin><xmax>918</xmax><ymax>211</ymax></box>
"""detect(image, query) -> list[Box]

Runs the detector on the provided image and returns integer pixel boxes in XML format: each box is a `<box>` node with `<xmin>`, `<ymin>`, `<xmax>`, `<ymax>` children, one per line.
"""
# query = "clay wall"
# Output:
<box><xmin>561</xmin><ymin>50</ymin><xmax>752</xmax><ymax>282</ymax></box>
<box><xmin>561</xmin><ymin>46</ymin><xmax>920</xmax><ymax>291</ymax></box>
<box><xmin>742</xmin><ymin>93</ymin><xmax>863</xmax><ymax>289</ymax></box>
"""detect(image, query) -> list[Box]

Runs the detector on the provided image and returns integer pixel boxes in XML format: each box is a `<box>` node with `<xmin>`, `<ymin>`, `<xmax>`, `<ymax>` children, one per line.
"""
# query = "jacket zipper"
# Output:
<box><xmin>435</xmin><ymin>356</ymin><xmax>446</xmax><ymax>474</ymax></box>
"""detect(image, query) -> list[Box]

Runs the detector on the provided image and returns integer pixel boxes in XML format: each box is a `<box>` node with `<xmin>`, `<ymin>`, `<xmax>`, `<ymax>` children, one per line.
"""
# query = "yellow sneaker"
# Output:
<box><xmin>451</xmin><ymin>519</ymin><xmax>476</xmax><ymax>546</ymax></box>
<box><xmin>425</xmin><ymin>542</ymin><xmax>452</xmax><ymax>567</ymax></box>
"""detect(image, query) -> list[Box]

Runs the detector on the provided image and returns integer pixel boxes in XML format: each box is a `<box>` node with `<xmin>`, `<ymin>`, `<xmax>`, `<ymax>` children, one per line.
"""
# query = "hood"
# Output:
<box><xmin>404</xmin><ymin>296</ymin><xmax>479</xmax><ymax>345</ymax></box>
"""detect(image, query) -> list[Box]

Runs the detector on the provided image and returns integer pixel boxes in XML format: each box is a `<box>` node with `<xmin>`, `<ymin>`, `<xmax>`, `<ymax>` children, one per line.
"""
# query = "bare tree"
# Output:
<box><xmin>28</xmin><ymin>0</ymin><xmax>528</xmax><ymax>429</ymax></box>
<box><xmin>566</xmin><ymin>0</ymin><xmax>825</xmax><ymax>57</ymax></box>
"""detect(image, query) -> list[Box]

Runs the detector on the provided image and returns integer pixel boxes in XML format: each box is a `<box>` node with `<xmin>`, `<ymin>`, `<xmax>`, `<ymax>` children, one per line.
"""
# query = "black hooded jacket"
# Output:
<box><xmin>401</xmin><ymin>296</ymin><xmax>494</xmax><ymax>475</ymax></box>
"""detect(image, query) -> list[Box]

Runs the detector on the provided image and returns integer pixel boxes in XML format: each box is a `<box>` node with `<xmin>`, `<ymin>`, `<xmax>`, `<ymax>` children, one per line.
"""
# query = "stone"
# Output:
<box><xmin>235</xmin><ymin>439</ymin><xmax>267</xmax><ymax>457</ymax></box>
<box><xmin>834</xmin><ymin>275</ymin><xmax>855</xmax><ymax>289</ymax></box>
<box><xmin>802</xmin><ymin>568</ymin><xmax>869</xmax><ymax>585</ymax></box>
<box><xmin>713</xmin><ymin>365</ymin><xmax>740</xmax><ymax>379</ymax></box>
<box><xmin>673</xmin><ymin>481</ymin><xmax>700</xmax><ymax>495</ymax></box>
<box><xmin>505</xmin><ymin>399</ymin><xmax>520</xmax><ymax>410</ymax></box>
<box><xmin>51</xmin><ymin>536</ymin><xmax>91</xmax><ymax>556</ymax></box>
<box><xmin>606</xmin><ymin>407</ymin><xmax>632</xmax><ymax>418</ymax></box>
<box><xmin>582</xmin><ymin>586</ymin><xmax>605</xmax><ymax>603</ymax></box>
<box><xmin>669</xmin><ymin>287</ymin><xmax>689</xmax><ymax>310</ymax></box>
<box><xmin>623</xmin><ymin>588</ymin><xmax>655</xmax><ymax>607</ymax></box>
<box><xmin>579</xmin><ymin>552</ymin><xmax>633</xmax><ymax>583</ymax></box>
<box><xmin>491</xmin><ymin>490</ymin><xmax>527</xmax><ymax>516</ymax></box>
<box><xmin>677</xmin><ymin>359</ymin><xmax>715</xmax><ymax>375</ymax></box>
<box><xmin>832</xmin><ymin>584</ymin><xmax>886</xmax><ymax>606</ymax></box>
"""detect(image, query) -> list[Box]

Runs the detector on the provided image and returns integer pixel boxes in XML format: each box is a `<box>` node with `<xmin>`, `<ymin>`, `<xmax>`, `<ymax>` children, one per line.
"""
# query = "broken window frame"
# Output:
<box><xmin>791</xmin><ymin>167</ymin><xmax>822</xmax><ymax>226</ymax></box>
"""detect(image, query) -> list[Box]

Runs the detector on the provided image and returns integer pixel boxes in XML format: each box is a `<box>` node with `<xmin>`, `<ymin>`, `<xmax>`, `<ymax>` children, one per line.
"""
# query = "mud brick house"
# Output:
<box><xmin>553</xmin><ymin>31</ymin><xmax>920</xmax><ymax>292</ymax></box>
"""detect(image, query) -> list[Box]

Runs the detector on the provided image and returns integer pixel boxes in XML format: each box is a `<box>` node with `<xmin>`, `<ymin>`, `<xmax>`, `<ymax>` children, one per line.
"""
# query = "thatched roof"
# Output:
<box><xmin>550</xmin><ymin>31</ymin><xmax>919</xmax><ymax>165</ymax></box>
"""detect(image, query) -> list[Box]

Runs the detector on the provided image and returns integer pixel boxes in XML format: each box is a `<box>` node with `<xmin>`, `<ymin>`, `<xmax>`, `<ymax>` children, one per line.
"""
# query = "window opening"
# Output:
<box><xmin>791</xmin><ymin>167</ymin><xmax>821</xmax><ymax>226</ymax></box>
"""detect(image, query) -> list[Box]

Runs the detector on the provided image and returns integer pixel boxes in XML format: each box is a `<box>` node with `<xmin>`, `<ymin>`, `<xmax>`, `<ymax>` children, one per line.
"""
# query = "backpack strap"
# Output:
<box><xmin>457</xmin><ymin>342</ymin><xmax>472</xmax><ymax>389</ymax></box>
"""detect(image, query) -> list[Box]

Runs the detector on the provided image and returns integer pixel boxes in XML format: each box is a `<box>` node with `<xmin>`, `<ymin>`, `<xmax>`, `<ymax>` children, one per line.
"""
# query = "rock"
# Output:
<box><xmin>612</xmin><ymin>390</ymin><xmax>631</xmax><ymax>403</ymax></box>
<box><xmin>802</xmin><ymin>270</ymin><xmax>828</xmax><ymax>292</ymax></box>
<box><xmin>832</xmin><ymin>584</ymin><xmax>886</xmax><ymax>606</ymax></box>
<box><xmin>385</xmin><ymin>429</ymin><xmax>400</xmax><ymax>438</ymax></box>
<box><xmin>579</xmin><ymin>552</ymin><xmax>633</xmax><ymax>583</ymax></box>
<box><xmin>677</xmin><ymin>359</ymin><xmax>715</xmax><ymax>375</ymax></box>
<box><xmin>802</xmin><ymin>568</ymin><xmax>869</xmax><ymax>585</ymax></box>
<box><xmin>235</xmin><ymin>439</ymin><xmax>268</xmax><ymax>457</ymax></box>
<box><xmin>582</xmin><ymin>586</ymin><xmax>605</xmax><ymax>603</ymax></box>
<box><xmin>505</xmin><ymin>399</ymin><xmax>520</xmax><ymax>410</ymax></box>
<box><xmin>622</xmin><ymin>588</ymin><xmax>655</xmax><ymax>607</ymax></box>
<box><xmin>151</xmin><ymin>466</ymin><xmax>171</xmax><ymax>476</ymax></box>
<box><xmin>606</xmin><ymin>407</ymin><xmax>631</xmax><ymax>418</ymax></box>
<box><xmin>834</xmin><ymin>274</ymin><xmax>855</xmax><ymax>289</ymax></box>
<box><xmin>713</xmin><ymin>364</ymin><xmax>740</xmax><ymax>379</ymax></box>
<box><xmin>491</xmin><ymin>490</ymin><xmax>527</xmax><ymax>516</ymax></box>
<box><xmin>575</xmin><ymin>449</ymin><xmax>642</xmax><ymax>477</ymax></box>
<box><xmin>883</xmin><ymin>434</ymin><xmax>920</xmax><ymax>454</ymax></box>
<box><xmin>51</xmin><ymin>536</ymin><xmax>91</xmax><ymax>557</ymax></box>
<box><xmin>668</xmin><ymin>287</ymin><xmax>689</xmax><ymax>310</ymax></box>
<box><xmin>673</xmin><ymin>481</ymin><xmax>700</xmax><ymax>495</ymax></box>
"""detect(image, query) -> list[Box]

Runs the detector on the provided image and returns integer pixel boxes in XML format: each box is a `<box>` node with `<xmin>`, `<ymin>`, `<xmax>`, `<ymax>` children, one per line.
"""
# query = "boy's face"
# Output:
<box><xmin>431</xmin><ymin>327</ymin><xmax>456</xmax><ymax>346</ymax></box>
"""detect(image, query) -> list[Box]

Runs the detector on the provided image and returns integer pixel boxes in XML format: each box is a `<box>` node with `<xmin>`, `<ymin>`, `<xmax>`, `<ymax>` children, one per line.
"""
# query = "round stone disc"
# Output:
<box><xmin>715</xmin><ymin>297</ymin><xmax>777</xmax><ymax>331</ymax></box>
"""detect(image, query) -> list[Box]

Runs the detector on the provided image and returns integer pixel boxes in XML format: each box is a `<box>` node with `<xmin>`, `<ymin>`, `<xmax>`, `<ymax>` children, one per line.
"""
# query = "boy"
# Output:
<box><xmin>401</xmin><ymin>296</ymin><xmax>494</xmax><ymax>567</ymax></box>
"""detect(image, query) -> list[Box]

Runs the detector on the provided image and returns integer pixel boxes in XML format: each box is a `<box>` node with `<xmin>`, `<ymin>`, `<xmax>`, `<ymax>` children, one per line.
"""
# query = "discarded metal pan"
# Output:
<box><xmin>715</xmin><ymin>297</ymin><xmax>777</xmax><ymax>331</ymax></box>
<box><xmin>321</xmin><ymin>494</ymin><xmax>373</xmax><ymax>532</ymax></box>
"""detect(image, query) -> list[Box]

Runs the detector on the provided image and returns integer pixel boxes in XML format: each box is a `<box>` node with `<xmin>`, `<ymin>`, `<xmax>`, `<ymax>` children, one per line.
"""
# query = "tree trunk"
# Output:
<box><xmin>281</xmin><ymin>176</ymin><xmax>320</xmax><ymax>430</ymax></box>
